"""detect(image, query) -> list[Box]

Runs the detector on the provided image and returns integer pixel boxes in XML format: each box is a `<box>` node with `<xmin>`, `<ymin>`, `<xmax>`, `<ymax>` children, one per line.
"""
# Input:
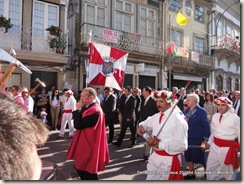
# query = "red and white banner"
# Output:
<box><xmin>87</xmin><ymin>42</ymin><xmax>128</xmax><ymax>90</ymax></box>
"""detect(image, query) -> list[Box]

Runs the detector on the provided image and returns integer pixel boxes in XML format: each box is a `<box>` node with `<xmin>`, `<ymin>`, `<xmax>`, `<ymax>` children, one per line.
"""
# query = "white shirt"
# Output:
<box><xmin>24</xmin><ymin>96</ymin><xmax>34</xmax><ymax>114</ymax></box>
<box><xmin>208</xmin><ymin>111</ymin><xmax>240</xmax><ymax>145</ymax></box>
<box><xmin>234</xmin><ymin>99</ymin><xmax>240</xmax><ymax>115</ymax></box>
<box><xmin>144</xmin><ymin>96</ymin><xmax>150</xmax><ymax>106</ymax></box>
<box><xmin>139</xmin><ymin>107</ymin><xmax>188</xmax><ymax>155</ymax></box>
<box><xmin>97</xmin><ymin>93</ymin><xmax>104</xmax><ymax>103</ymax></box>
<box><xmin>64</xmin><ymin>95</ymin><xmax>76</xmax><ymax>111</ymax></box>
<box><xmin>50</xmin><ymin>96</ymin><xmax>59</xmax><ymax>107</ymax></box>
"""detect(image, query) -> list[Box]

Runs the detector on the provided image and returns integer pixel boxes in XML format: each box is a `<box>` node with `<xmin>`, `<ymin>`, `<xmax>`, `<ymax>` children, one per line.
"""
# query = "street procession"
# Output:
<box><xmin>0</xmin><ymin>0</ymin><xmax>240</xmax><ymax>181</ymax></box>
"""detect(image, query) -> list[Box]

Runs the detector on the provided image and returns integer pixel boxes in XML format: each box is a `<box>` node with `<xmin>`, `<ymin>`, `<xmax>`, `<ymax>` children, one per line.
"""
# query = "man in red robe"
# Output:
<box><xmin>66</xmin><ymin>87</ymin><xmax>110</xmax><ymax>180</ymax></box>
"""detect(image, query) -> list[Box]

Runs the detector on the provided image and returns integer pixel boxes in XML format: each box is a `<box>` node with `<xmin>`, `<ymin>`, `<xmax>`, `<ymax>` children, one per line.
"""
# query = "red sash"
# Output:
<box><xmin>155</xmin><ymin>150</ymin><xmax>183</xmax><ymax>180</ymax></box>
<box><xmin>57</xmin><ymin>109</ymin><xmax>72</xmax><ymax>126</ymax></box>
<box><xmin>214</xmin><ymin>136</ymin><xmax>240</xmax><ymax>170</ymax></box>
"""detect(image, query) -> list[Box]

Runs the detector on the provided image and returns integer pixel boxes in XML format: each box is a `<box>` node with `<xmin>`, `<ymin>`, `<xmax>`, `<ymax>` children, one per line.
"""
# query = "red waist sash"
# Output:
<box><xmin>214</xmin><ymin>136</ymin><xmax>240</xmax><ymax>170</ymax></box>
<box><xmin>155</xmin><ymin>150</ymin><xmax>183</xmax><ymax>180</ymax></box>
<box><xmin>64</xmin><ymin>109</ymin><xmax>72</xmax><ymax>113</ymax></box>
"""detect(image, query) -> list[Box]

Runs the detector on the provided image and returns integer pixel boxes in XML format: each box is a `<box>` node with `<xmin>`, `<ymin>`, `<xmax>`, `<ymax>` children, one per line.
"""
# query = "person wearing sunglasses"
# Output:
<box><xmin>49</xmin><ymin>90</ymin><xmax>61</xmax><ymax>130</ymax></box>
<box><xmin>205</xmin><ymin>97</ymin><xmax>240</xmax><ymax>180</ymax></box>
<box><xmin>182</xmin><ymin>99</ymin><xmax>189</xmax><ymax>112</ymax></box>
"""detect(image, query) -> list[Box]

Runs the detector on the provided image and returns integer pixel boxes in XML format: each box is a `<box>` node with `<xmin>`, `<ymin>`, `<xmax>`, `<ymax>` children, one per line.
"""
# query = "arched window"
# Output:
<box><xmin>235</xmin><ymin>79</ymin><xmax>239</xmax><ymax>90</ymax></box>
<box><xmin>226</xmin><ymin>77</ymin><xmax>232</xmax><ymax>91</ymax></box>
<box><xmin>216</xmin><ymin>75</ymin><xmax>223</xmax><ymax>91</ymax></box>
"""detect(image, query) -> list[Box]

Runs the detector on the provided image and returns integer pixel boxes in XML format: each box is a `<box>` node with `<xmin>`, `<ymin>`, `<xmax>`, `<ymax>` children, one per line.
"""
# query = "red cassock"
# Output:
<box><xmin>66</xmin><ymin>103</ymin><xmax>110</xmax><ymax>173</ymax></box>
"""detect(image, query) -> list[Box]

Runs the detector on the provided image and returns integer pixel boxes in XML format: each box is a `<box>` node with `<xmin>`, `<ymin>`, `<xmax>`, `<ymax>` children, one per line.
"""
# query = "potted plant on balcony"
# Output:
<box><xmin>0</xmin><ymin>15</ymin><xmax>13</xmax><ymax>33</ymax></box>
<box><xmin>46</xmin><ymin>25</ymin><xmax>62</xmax><ymax>36</ymax></box>
<box><xmin>48</xmin><ymin>37</ymin><xmax>67</xmax><ymax>54</ymax></box>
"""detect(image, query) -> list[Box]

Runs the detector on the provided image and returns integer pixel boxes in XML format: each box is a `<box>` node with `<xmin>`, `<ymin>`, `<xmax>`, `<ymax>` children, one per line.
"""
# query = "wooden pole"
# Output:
<box><xmin>29</xmin><ymin>83</ymin><xmax>41</xmax><ymax>95</ymax></box>
<box><xmin>0</xmin><ymin>63</ymin><xmax>17</xmax><ymax>88</ymax></box>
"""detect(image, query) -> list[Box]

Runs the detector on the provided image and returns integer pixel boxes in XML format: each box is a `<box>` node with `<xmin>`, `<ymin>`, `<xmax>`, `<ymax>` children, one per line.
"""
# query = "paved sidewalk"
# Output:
<box><xmin>38</xmin><ymin>124</ymin><xmax>240</xmax><ymax>181</ymax></box>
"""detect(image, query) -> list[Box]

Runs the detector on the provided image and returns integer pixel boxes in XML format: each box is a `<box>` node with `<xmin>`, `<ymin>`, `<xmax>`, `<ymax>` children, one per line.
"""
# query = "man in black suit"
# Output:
<box><xmin>233</xmin><ymin>91</ymin><xmax>240</xmax><ymax>117</ymax></box>
<box><xmin>195</xmin><ymin>89</ymin><xmax>205</xmax><ymax>108</ymax></box>
<box><xmin>116</xmin><ymin>87</ymin><xmax>126</xmax><ymax>128</ymax></box>
<box><xmin>113</xmin><ymin>86</ymin><xmax>136</xmax><ymax>148</ymax></box>
<box><xmin>141</xmin><ymin>86</ymin><xmax>159</xmax><ymax>160</ymax></box>
<box><xmin>102</xmin><ymin>87</ymin><xmax>117</xmax><ymax>143</ymax></box>
<box><xmin>177</xmin><ymin>87</ymin><xmax>187</xmax><ymax>111</ymax></box>
<box><xmin>132</xmin><ymin>87</ymin><xmax>142</xmax><ymax>137</ymax></box>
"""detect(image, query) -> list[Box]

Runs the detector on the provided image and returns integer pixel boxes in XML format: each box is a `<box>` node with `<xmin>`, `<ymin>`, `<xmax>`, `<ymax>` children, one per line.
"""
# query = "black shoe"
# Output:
<box><xmin>112</xmin><ymin>142</ymin><xmax>121</xmax><ymax>147</ymax></box>
<box><xmin>184</xmin><ymin>174</ymin><xmax>196</xmax><ymax>180</ymax></box>
<box><xmin>128</xmin><ymin>143</ymin><xmax>135</xmax><ymax>148</ymax></box>
<box><xmin>142</xmin><ymin>155</ymin><xmax>149</xmax><ymax>161</ymax></box>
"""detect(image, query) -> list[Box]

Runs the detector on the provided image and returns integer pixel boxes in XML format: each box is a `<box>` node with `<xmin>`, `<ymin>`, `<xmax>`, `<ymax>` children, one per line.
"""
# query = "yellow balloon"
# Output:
<box><xmin>176</xmin><ymin>12</ymin><xmax>189</xmax><ymax>26</ymax></box>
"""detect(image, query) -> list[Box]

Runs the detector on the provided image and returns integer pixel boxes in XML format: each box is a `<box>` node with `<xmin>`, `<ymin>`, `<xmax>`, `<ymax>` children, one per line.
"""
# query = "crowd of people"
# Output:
<box><xmin>0</xmin><ymin>84</ymin><xmax>240</xmax><ymax>180</ymax></box>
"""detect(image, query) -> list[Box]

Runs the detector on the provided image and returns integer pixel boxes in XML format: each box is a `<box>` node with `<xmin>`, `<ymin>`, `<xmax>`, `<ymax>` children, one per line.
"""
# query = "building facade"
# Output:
<box><xmin>0</xmin><ymin>0</ymin><xmax>69</xmax><ymax>92</ymax></box>
<box><xmin>209</xmin><ymin>0</ymin><xmax>240</xmax><ymax>91</ymax></box>
<box><xmin>68</xmin><ymin>0</ymin><xmax>228</xmax><ymax>93</ymax></box>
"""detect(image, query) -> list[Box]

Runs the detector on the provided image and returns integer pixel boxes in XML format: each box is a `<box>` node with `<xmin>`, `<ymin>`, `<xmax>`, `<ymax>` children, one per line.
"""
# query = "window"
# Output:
<box><xmin>195</xmin><ymin>4</ymin><xmax>204</xmax><ymax>23</ymax></box>
<box><xmin>235</xmin><ymin>79</ymin><xmax>239</xmax><ymax>90</ymax></box>
<box><xmin>115</xmin><ymin>0</ymin><xmax>132</xmax><ymax>32</ymax></box>
<box><xmin>194</xmin><ymin>37</ymin><xmax>204</xmax><ymax>54</ymax></box>
<box><xmin>33</xmin><ymin>1</ymin><xmax>59</xmax><ymax>37</ymax></box>
<box><xmin>86</xmin><ymin>0</ymin><xmax>106</xmax><ymax>27</ymax></box>
<box><xmin>140</xmin><ymin>7</ymin><xmax>156</xmax><ymax>37</ymax></box>
<box><xmin>170</xmin><ymin>30</ymin><xmax>182</xmax><ymax>46</ymax></box>
<box><xmin>226</xmin><ymin>77</ymin><xmax>232</xmax><ymax>91</ymax></box>
<box><xmin>0</xmin><ymin>0</ymin><xmax>4</xmax><ymax>16</ymax></box>
<box><xmin>0</xmin><ymin>0</ymin><xmax>22</xmax><ymax>32</ymax></box>
<box><xmin>216</xmin><ymin>75</ymin><xmax>223</xmax><ymax>91</ymax></box>
<box><xmin>169</xmin><ymin>0</ymin><xmax>182</xmax><ymax>12</ymax></box>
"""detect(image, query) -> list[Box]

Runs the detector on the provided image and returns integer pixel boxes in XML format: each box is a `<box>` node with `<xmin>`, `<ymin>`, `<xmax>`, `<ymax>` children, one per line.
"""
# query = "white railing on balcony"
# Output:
<box><xmin>0</xmin><ymin>25</ymin><xmax>68</xmax><ymax>54</ymax></box>
<box><xmin>80</xmin><ymin>23</ymin><xmax>165</xmax><ymax>57</ymax></box>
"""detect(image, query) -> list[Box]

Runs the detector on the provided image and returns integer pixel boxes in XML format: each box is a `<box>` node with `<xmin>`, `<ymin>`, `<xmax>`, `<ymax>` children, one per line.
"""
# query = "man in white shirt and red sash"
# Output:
<box><xmin>66</xmin><ymin>87</ymin><xmax>110</xmax><ymax>180</ymax></box>
<box><xmin>137</xmin><ymin>90</ymin><xmax>188</xmax><ymax>180</ymax></box>
<box><xmin>206</xmin><ymin>97</ymin><xmax>240</xmax><ymax>180</ymax></box>
<box><xmin>57</xmin><ymin>90</ymin><xmax>76</xmax><ymax>139</ymax></box>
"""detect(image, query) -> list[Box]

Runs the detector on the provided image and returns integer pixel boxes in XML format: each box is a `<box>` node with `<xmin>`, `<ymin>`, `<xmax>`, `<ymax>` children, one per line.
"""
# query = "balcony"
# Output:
<box><xmin>214</xmin><ymin>34</ymin><xmax>240</xmax><ymax>67</ymax></box>
<box><xmin>80</xmin><ymin>23</ymin><xmax>164</xmax><ymax>57</ymax></box>
<box><xmin>165</xmin><ymin>49</ymin><xmax>214</xmax><ymax>76</ymax></box>
<box><xmin>0</xmin><ymin>25</ymin><xmax>68</xmax><ymax>65</ymax></box>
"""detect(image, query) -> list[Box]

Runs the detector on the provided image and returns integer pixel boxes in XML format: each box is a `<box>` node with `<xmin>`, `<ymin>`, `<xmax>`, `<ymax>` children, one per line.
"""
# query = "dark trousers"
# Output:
<box><xmin>76</xmin><ymin>169</ymin><xmax>98</xmax><ymax>180</ymax></box>
<box><xmin>117</xmin><ymin>118</ymin><xmax>136</xmax><ymax>145</ymax></box>
<box><xmin>106</xmin><ymin>116</ymin><xmax>114</xmax><ymax>142</ymax></box>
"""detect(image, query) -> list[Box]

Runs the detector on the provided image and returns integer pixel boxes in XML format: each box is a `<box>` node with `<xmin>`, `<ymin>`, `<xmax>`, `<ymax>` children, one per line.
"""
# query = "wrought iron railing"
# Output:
<box><xmin>217</xmin><ymin>34</ymin><xmax>240</xmax><ymax>54</ymax></box>
<box><xmin>165</xmin><ymin>49</ymin><xmax>214</xmax><ymax>69</ymax></box>
<box><xmin>0</xmin><ymin>25</ymin><xmax>68</xmax><ymax>54</ymax></box>
<box><xmin>80</xmin><ymin>23</ymin><xmax>165</xmax><ymax>57</ymax></box>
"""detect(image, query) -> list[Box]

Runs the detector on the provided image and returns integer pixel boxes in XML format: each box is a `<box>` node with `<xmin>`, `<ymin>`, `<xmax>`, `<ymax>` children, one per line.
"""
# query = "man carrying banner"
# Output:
<box><xmin>137</xmin><ymin>90</ymin><xmax>188</xmax><ymax>180</ymax></box>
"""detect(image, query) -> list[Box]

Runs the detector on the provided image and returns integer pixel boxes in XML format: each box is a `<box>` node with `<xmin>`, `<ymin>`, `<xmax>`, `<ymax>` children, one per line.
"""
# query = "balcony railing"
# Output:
<box><xmin>167</xmin><ymin>49</ymin><xmax>214</xmax><ymax>70</ymax></box>
<box><xmin>217</xmin><ymin>34</ymin><xmax>240</xmax><ymax>54</ymax></box>
<box><xmin>0</xmin><ymin>25</ymin><xmax>68</xmax><ymax>54</ymax></box>
<box><xmin>80</xmin><ymin>23</ymin><xmax>165</xmax><ymax>57</ymax></box>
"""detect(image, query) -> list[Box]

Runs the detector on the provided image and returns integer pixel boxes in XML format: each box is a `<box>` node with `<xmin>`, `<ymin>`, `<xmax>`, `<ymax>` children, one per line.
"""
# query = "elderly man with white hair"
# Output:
<box><xmin>57</xmin><ymin>89</ymin><xmax>76</xmax><ymax>139</ymax></box>
<box><xmin>137</xmin><ymin>90</ymin><xmax>188</xmax><ymax>180</ymax></box>
<box><xmin>205</xmin><ymin>97</ymin><xmax>240</xmax><ymax>180</ymax></box>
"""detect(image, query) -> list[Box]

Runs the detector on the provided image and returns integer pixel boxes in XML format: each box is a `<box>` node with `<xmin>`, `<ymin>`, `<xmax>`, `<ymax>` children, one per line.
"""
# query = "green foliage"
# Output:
<box><xmin>46</xmin><ymin>25</ymin><xmax>62</xmax><ymax>36</ymax></box>
<box><xmin>0</xmin><ymin>15</ymin><xmax>13</xmax><ymax>33</ymax></box>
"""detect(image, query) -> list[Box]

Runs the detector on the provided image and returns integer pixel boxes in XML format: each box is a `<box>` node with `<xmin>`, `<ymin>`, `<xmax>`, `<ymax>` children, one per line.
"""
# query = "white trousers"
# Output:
<box><xmin>146</xmin><ymin>152</ymin><xmax>172</xmax><ymax>180</ymax></box>
<box><xmin>206</xmin><ymin>143</ymin><xmax>238</xmax><ymax>180</ymax></box>
<box><xmin>59</xmin><ymin>112</ymin><xmax>74</xmax><ymax>136</ymax></box>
